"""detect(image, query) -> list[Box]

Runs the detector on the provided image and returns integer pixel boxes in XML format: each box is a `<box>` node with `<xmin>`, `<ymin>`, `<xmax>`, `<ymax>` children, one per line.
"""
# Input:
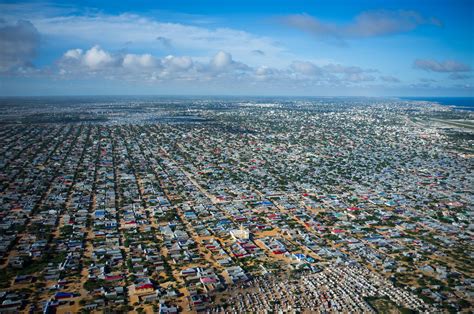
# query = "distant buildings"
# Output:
<box><xmin>0</xmin><ymin>98</ymin><xmax>472</xmax><ymax>312</ymax></box>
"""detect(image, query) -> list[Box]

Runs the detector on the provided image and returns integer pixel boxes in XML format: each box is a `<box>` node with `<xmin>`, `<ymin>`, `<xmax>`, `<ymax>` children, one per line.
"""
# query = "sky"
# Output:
<box><xmin>0</xmin><ymin>0</ymin><xmax>473</xmax><ymax>96</ymax></box>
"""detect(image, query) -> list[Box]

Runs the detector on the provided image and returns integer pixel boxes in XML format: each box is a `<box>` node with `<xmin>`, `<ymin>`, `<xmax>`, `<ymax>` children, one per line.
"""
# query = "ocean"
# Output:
<box><xmin>401</xmin><ymin>97</ymin><xmax>474</xmax><ymax>111</ymax></box>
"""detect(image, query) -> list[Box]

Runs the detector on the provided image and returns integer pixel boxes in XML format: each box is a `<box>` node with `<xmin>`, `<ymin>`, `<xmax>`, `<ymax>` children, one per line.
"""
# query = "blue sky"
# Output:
<box><xmin>0</xmin><ymin>0</ymin><xmax>473</xmax><ymax>96</ymax></box>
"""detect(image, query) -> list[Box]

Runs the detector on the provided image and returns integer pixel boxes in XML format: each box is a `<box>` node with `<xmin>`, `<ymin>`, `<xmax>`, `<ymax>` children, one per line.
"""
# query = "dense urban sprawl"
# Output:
<box><xmin>0</xmin><ymin>97</ymin><xmax>472</xmax><ymax>313</ymax></box>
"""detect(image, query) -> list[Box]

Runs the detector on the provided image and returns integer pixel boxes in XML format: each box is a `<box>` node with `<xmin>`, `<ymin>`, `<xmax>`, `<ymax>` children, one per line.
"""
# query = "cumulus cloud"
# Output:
<box><xmin>37</xmin><ymin>45</ymin><xmax>393</xmax><ymax>89</ymax></box>
<box><xmin>0</xmin><ymin>19</ymin><xmax>40</xmax><ymax>72</ymax></box>
<box><xmin>60</xmin><ymin>46</ymin><xmax>170</xmax><ymax>74</ymax></box>
<box><xmin>83</xmin><ymin>45</ymin><xmax>116</xmax><ymax>69</ymax></box>
<box><xmin>60</xmin><ymin>45</ymin><xmax>118</xmax><ymax>70</ymax></box>
<box><xmin>162</xmin><ymin>55</ymin><xmax>193</xmax><ymax>71</ymax></box>
<box><xmin>57</xmin><ymin>46</ymin><xmax>255</xmax><ymax>81</ymax></box>
<box><xmin>64</xmin><ymin>48</ymin><xmax>83</xmax><ymax>59</ymax></box>
<box><xmin>123</xmin><ymin>53</ymin><xmax>159</xmax><ymax>69</ymax></box>
<box><xmin>208</xmin><ymin>51</ymin><xmax>250</xmax><ymax>73</ymax></box>
<box><xmin>210</xmin><ymin>51</ymin><xmax>233</xmax><ymax>69</ymax></box>
<box><xmin>290</xmin><ymin>61</ymin><xmax>322</xmax><ymax>76</ymax></box>
<box><xmin>281</xmin><ymin>10</ymin><xmax>442</xmax><ymax>45</ymax></box>
<box><xmin>413</xmin><ymin>59</ymin><xmax>471</xmax><ymax>72</ymax></box>
<box><xmin>255</xmin><ymin>66</ymin><xmax>278</xmax><ymax>77</ymax></box>
<box><xmin>380</xmin><ymin>75</ymin><xmax>400</xmax><ymax>83</ymax></box>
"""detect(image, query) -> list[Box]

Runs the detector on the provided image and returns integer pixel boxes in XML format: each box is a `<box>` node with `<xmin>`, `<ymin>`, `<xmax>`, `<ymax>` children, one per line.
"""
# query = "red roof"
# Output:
<box><xmin>136</xmin><ymin>283</ymin><xmax>154</xmax><ymax>290</ymax></box>
<box><xmin>272</xmin><ymin>250</ymin><xmax>285</xmax><ymax>255</ymax></box>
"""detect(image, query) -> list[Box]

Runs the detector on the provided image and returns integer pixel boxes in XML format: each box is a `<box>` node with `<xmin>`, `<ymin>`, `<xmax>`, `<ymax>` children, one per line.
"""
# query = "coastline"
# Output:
<box><xmin>401</xmin><ymin>97</ymin><xmax>474</xmax><ymax>111</ymax></box>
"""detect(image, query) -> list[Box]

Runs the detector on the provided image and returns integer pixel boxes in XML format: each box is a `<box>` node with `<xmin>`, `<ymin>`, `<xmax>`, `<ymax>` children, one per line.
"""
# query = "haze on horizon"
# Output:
<box><xmin>0</xmin><ymin>0</ymin><xmax>473</xmax><ymax>97</ymax></box>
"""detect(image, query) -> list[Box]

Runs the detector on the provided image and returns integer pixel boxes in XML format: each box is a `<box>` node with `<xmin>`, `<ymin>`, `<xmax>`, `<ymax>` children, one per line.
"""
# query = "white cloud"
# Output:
<box><xmin>83</xmin><ymin>45</ymin><xmax>115</xmax><ymax>69</ymax></box>
<box><xmin>255</xmin><ymin>66</ymin><xmax>275</xmax><ymax>76</ymax></box>
<box><xmin>54</xmin><ymin>45</ymin><xmax>387</xmax><ymax>89</ymax></box>
<box><xmin>162</xmin><ymin>55</ymin><xmax>193</xmax><ymax>72</ymax></box>
<box><xmin>60</xmin><ymin>45</ymin><xmax>117</xmax><ymax>70</ymax></box>
<box><xmin>290</xmin><ymin>61</ymin><xmax>322</xmax><ymax>76</ymax></box>
<box><xmin>211</xmin><ymin>51</ymin><xmax>232</xmax><ymax>69</ymax></box>
<box><xmin>208</xmin><ymin>51</ymin><xmax>250</xmax><ymax>74</ymax></box>
<box><xmin>123</xmin><ymin>53</ymin><xmax>158</xmax><ymax>69</ymax></box>
<box><xmin>64</xmin><ymin>48</ymin><xmax>83</xmax><ymax>59</ymax></box>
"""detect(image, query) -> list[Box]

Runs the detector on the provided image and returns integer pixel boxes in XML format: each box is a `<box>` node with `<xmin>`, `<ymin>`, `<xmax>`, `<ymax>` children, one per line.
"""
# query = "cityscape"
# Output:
<box><xmin>0</xmin><ymin>97</ymin><xmax>472</xmax><ymax>313</ymax></box>
<box><xmin>1</xmin><ymin>0</ymin><xmax>473</xmax><ymax>313</ymax></box>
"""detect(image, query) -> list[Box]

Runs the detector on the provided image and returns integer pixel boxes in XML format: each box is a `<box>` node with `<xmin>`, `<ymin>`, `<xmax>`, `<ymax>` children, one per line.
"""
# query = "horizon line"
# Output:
<box><xmin>0</xmin><ymin>94</ymin><xmax>473</xmax><ymax>98</ymax></box>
